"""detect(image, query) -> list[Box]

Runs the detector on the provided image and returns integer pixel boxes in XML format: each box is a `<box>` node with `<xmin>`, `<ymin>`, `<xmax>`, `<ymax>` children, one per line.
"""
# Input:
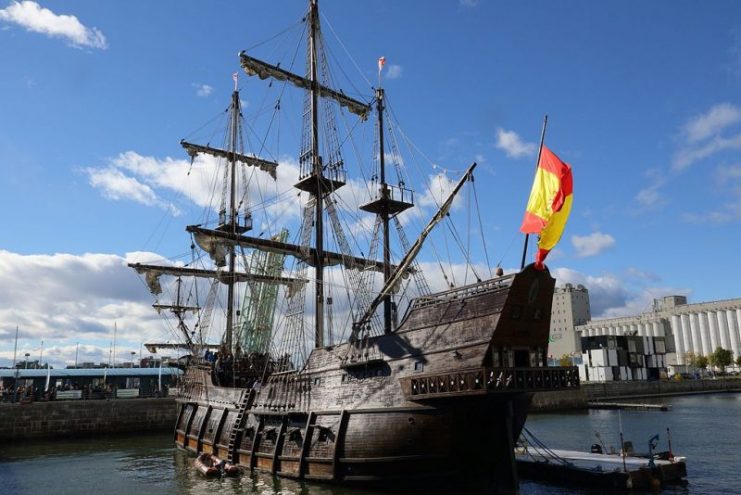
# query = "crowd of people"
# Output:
<box><xmin>205</xmin><ymin>346</ymin><xmax>235</xmax><ymax>386</ymax></box>
<box><xmin>204</xmin><ymin>345</ymin><xmax>267</xmax><ymax>389</ymax></box>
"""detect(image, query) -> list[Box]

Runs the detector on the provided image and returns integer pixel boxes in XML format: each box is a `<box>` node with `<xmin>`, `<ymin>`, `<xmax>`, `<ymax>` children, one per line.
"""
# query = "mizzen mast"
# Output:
<box><xmin>359</xmin><ymin>87</ymin><xmax>414</xmax><ymax>333</ymax></box>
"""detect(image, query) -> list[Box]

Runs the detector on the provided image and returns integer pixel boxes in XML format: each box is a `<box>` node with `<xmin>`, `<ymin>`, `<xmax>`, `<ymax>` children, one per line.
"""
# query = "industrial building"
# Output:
<box><xmin>549</xmin><ymin>287</ymin><xmax>741</xmax><ymax>381</ymax></box>
<box><xmin>547</xmin><ymin>283</ymin><xmax>591</xmax><ymax>362</ymax></box>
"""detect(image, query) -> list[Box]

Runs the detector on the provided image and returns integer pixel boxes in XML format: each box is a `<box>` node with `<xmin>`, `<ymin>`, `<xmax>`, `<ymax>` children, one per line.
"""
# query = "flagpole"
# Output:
<box><xmin>520</xmin><ymin>114</ymin><xmax>549</xmax><ymax>270</ymax></box>
<box><xmin>12</xmin><ymin>325</ymin><xmax>19</xmax><ymax>369</ymax></box>
<box><xmin>12</xmin><ymin>326</ymin><xmax>19</xmax><ymax>400</ymax></box>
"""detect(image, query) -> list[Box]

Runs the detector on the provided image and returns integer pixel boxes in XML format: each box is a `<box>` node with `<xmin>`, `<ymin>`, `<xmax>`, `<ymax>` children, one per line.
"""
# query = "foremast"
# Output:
<box><xmin>130</xmin><ymin>78</ymin><xmax>288</xmax><ymax>356</ymax></box>
<box><xmin>224</xmin><ymin>86</ymin><xmax>240</xmax><ymax>351</ymax></box>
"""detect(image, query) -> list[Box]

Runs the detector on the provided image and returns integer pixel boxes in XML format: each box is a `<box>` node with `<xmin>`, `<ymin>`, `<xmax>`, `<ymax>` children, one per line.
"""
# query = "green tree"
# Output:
<box><xmin>710</xmin><ymin>347</ymin><xmax>733</xmax><ymax>372</ymax></box>
<box><xmin>695</xmin><ymin>355</ymin><xmax>709</xmax><ymax>370</ymax></box>
<box><xmin>736</xmin><ymin>355</ymin><xmax>741</xmax><ymax>368</ymax></box>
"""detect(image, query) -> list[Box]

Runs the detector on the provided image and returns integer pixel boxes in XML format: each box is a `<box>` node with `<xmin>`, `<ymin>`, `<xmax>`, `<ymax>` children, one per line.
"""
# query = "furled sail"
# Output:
<box><xmin>194</xmin><ymin>231</ymin><xmax>228</xmax><ymax>267</ymax></box>
<box><xmin>129</xmin><ymin>263</ymin><xmax>306</xmax><ymax>288</ymax></box>
<box><xmin>143</xmin><ymin>269</ymin><xmax>163</xmax><ymax>295</ymax></box>
<box><xmin>239</xmin><ymin>52</ymin><xmax>371</xmax><ymax>120</ymax></box>
<box><xmin>181</xmin><ymin>141</ymin><xmax>279</xmax><ymax>180</ymax></box>
<box><xmin>186</xmin><ymin>225</ymin><xmax>406</xmax><ymax>274</ymax></box>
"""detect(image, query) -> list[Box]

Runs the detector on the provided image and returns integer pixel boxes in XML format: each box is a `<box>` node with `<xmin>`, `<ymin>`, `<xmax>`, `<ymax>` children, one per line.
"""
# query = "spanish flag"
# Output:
<box><xmin>520</xmin><ymin>145</ymin><xmax>573</xmax><ymax>269</ymax></box>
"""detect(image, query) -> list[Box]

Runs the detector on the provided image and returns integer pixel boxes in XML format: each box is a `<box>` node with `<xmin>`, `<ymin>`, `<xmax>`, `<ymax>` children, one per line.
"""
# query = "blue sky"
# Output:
<box><xmin>1</xmin><ymin>0</ymin><xmax>740</xmax><ymax>369</ymax></box>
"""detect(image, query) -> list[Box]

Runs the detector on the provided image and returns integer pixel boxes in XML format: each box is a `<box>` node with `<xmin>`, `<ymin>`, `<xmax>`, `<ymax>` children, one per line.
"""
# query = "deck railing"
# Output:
<box><xmin>401</xmin><ymin>366</ymin><xmax>579</xmax><ymax>400</ymax></box>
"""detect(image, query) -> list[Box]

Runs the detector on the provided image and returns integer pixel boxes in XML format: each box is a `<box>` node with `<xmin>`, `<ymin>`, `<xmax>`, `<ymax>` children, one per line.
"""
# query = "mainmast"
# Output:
<box><xmin>239</xmin><ymin>0</ymin><xmax>371</xmax><ymax>349</ymax></box>
<box><xmin>308</xmin><ymin>0</ymin><xmax>325</xmax><ymax>348</ymax></box>
<box><xmin>224</xmin><ymin>86</ymin><xmax>241</xmax><ymax>352</ymax></box>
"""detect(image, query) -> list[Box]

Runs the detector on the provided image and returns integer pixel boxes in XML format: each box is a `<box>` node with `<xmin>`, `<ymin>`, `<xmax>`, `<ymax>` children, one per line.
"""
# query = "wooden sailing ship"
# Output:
<box><xmin>130</xmin><ymin>1</ymin><xmax>578</xmax><ymax>492</ymax></box>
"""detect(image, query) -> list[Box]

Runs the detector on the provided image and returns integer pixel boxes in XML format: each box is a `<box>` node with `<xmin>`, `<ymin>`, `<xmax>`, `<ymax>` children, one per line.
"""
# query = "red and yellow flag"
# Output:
<box><xmin>520</xmin><ymin>145</ymin><xmax>573</xmax><ymax>269</ymax></box>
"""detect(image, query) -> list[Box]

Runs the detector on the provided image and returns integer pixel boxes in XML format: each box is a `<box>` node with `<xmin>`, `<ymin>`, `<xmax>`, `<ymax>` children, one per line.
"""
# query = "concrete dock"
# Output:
<box><xmin>516</xmin><ymin>446</ymin><xmax>687</xmax><ymax>490</ymax></box>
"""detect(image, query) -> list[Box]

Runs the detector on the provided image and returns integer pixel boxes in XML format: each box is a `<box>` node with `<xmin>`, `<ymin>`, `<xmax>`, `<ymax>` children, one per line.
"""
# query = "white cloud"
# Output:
<box><xmin>682</xmin><ymin>193</ymin><xmax>741</xmax><ymax>224</ymax></box>
<box><xmin>551</xmin><ymin>266</ymin><xmax>688</xmax><ymax>319</ymax></box>
<box><xmin>625</xmin><ymin>267</ymin><xmax>661</xmax><ymax>283</ymax></box>
<box><xmin>716</xmin><ymin>163</ymin><xmax>741</xmax><ymax>182</ymax></box>
<box><xmin>571</xmin><ymin>232</ymin><xmax>615</xmax><ymax>257</ymax></box>
<box><xmin>459</xmin><ymin>0</ymin><xmax>480</xmax><ymax>7</ymax></box>
<box><xmin>682</xmin><ymin>103</ymin><xmax>741</xmax><ymax>143</ymax></box>
<box><xmin>634</xmin><ymin>168</ymin><xmax>667</xmax><ymax>209</ymax></box>
<box><xmin>674</xmin><ymin>132</ymin><xmax>741</xmax><ymax>171</ymax></box>
<box><xmin>635</xmin><ymin>185</ymin><xmax>665</xmax><ymax>208</ymax></box>
<box><xmin>85</xmin><ymin>150</ymin><xmax>303</xmax><ymax>228</ymax></box>
<box><xmin>416</xmin><ymin>171</ymin><xmax>468</xmax><ymax>212</ymax></box>
<box><xmin>495</xmin><ymin>128</ymin><xmax>536</xmax><ymax>159</ymax></box>
<box><xmin>0</xmin><ymin>250</ymin><xmax>166</xmax><ymax>368</ymax></box>
<box><xmin>0</xmin><ymin>1</ymin><xmax>107</xmax><ymax>49</ymax></box>
<box><xmin>673</xmin><ymin>104</ymin><xmax>741</xmax><ymax>171</ymax></box>
<box><xmin>87</xmin><ymin>165</ymin><xmax>169</xmax><ymax>209</ymax></box>
<box><xmin>385</xmin><ymin>64</ymin><xmax>403</xmax><ymax>80</ymax></box>
<box><xmin>727</xmin><ymin>27</ymin><xmax>741</xmax><ymax>78</ymax></box>
<box><xmin>194</xmin><ymin>83</ymin><xmax>213</xmax><ymax>97</ymax></box>
<box><xmin>85</xmin><ymin>158</ymin><xmax>181</xmax><ymax>215</ymax></box>
<box><xmin>551</xmin><ymin>267</ymin><xmax>630</xmax><ymax>317</ymax></box>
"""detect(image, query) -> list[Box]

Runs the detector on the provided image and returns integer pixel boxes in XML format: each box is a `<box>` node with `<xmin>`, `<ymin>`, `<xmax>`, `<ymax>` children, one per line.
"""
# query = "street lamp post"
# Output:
<box><xmin>130</xmin><ymin>351</ymin><xmax>136</xmax><ymax>368</ymax></box>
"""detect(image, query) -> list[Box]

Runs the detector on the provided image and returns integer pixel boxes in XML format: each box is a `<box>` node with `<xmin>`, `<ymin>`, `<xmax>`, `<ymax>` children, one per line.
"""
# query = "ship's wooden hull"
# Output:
<box><xmin>174</xmin><ymin>266</ymin><xmax>579</xmax><ymax>492</ymax></box>
<box><xmin>176</xmin><ymin>393</ymin><xmax>533</xmax><ymax>490</ymax></box>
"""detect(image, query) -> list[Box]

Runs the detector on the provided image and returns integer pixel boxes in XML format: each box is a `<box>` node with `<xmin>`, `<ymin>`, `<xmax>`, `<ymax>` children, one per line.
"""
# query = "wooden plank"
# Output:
<box><xmin>250</xmin><ymin>415</ymin><xmax>264</xmax><ymax>470</ymax></box>
<box><xmin>183</xmin><ymin>403</ymin><xmax>197</xmax><ymax>449</ymax></box>
<box><xmin>196</xmin><ymin>405</ymin><xmax>212</xmax><ymax>452</ymax></box>
<box><xmin>213</xmin><ymin>408</ymin><xmax>228</xmax><ymax>451</ymax></box>
<box><xmin>271</xmin><ymin>415</ymin><xmax>288</xmax><ymax>474</ymax></box>
<box><xmin>174</xmin><ymin>403</ymin><xmax>186</xmax><ymax>442</ymax></box>
<box><xmin>297</xmin><ymin>411</ymin><xmax>315</xmax><ymax>479</ymax></box>
<box><xmin>332</xmin><ymin>410</ymin><xmax>348</xmax><ymax>480</ymax></box>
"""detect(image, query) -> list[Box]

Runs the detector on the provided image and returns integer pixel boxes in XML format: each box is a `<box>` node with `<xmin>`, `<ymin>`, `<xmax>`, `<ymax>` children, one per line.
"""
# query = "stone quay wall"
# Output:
<box><xmin>531</xmin><ymin>377</ymin><xmax>741</xmax><ymax>412</ymax></box>
<box><xmin>580</xmin><ymin>377</ymin><xmax>741</xmax><ymax>401</ymax></box>
<box><xmin>0</xmin><ymin>397</ymin><xmax>178</xmax><ymax>440</ymax></box>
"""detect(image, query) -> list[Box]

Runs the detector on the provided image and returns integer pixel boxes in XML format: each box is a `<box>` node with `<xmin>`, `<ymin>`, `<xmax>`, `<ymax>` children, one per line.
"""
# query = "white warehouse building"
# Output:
<box><xmin>575</xmin><ymin>295</ymin><xmax>741</xmax><ymax>366</ymax></box>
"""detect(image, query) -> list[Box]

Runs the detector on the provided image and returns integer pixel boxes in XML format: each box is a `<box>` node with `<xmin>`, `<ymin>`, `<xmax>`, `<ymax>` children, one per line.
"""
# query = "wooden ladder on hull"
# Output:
<box><xmin>227</xmin><ymin>389</ymin><xmax>256</xmax><ymax>463</ymax></box>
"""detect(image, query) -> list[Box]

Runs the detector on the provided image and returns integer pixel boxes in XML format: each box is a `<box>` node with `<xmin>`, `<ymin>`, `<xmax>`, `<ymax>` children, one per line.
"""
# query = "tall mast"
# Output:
<box><xmin>238</xmin><ymin>0</ymin><xmax>371</xmax><ymax>348</ymax></box>
<box><xmin>356</xmin><ymin>163</ymin><xmax>476</xmax><ymax>333</ymax></box>
<box><xmin>309</xmin><ymin>0</ymin><xmax>325</xmax><ymax>348</ymax></box>
<box><xmin>225</xmin><ymin>88</ymin><xmax>240</xmax><ymax>352</ymax></box>
<box><xmin>359</xmin><ymin>86</ymin><xmax>414</xmax><ymax>333</ymax></box>
<box><xmin>376</xmin><ymin>88</ymin><xmax>392</xmax><ymax>333</ymax></box>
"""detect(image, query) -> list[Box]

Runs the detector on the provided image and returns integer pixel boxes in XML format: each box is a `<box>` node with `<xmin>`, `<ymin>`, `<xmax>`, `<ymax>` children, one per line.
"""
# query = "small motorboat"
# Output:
<box><xmin>194</xmin><ymin>453</ymin><xmax>240</xmax><ymax>477</ymax></box>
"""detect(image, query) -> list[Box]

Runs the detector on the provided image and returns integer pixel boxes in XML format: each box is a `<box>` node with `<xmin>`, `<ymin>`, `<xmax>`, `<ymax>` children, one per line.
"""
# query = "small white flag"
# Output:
<box><xmin>378</xmin><ymin>56</ymin><xmax>386</xmax><ymax>73</ymax></box>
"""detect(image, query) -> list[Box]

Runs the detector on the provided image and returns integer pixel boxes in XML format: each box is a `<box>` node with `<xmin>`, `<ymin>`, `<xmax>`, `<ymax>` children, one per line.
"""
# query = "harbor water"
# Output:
<box><xmin>1</xmin><ymin>393</ymin><xmax>739</xmax><ymax>495</ymax></box>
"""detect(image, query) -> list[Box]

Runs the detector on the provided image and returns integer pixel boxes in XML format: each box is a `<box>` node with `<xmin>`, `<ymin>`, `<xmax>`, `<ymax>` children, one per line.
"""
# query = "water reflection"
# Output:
<box><xmin>2</xmin><ymin>395</ymin><xmax>739</xmax><ymax>495</ymax></box>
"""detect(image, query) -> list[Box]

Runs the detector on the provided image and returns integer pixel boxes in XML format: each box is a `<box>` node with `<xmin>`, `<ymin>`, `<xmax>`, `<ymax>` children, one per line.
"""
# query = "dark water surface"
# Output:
<box><xmin>1</xmin><ymin>394</ymin><xmax>739</xmax><ymax>494</ymax></box>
